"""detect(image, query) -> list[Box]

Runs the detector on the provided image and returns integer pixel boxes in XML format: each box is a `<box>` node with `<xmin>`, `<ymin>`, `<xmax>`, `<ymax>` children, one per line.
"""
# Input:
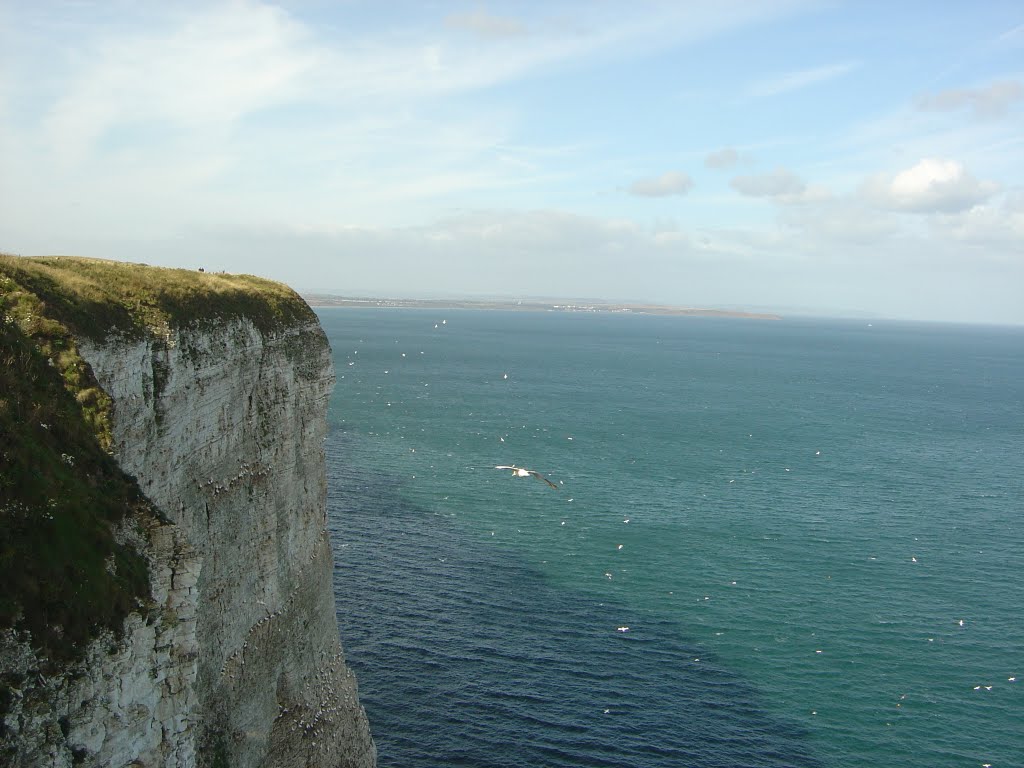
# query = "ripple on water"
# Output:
<box><xmin>329</xmin><ymin>459</ymin><xmax>824</xmax><ymax>768</ymax></box>
<box><xmin>322</xmin><ymin>311</ymin><xmax>1024</xmax><ymax>768</ymax></box>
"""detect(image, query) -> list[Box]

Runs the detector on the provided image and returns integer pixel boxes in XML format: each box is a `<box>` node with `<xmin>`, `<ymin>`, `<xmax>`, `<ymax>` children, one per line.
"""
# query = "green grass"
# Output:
<box><xmin>0</xmin><ymin>255</ymin><xmax>315</xmax><ymax>341</ymax></box>
<box><xmin>0</xmin><ymin>255</ymin><xmax>315</xmax><ymax>664</ymax></box>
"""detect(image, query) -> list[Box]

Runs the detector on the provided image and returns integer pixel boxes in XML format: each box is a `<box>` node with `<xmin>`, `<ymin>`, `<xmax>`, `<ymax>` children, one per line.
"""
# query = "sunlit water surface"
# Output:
<box><xmin>323</xmin><ymin>309</ymin><xmax>1024</xmax><ymax>768</ymax></box>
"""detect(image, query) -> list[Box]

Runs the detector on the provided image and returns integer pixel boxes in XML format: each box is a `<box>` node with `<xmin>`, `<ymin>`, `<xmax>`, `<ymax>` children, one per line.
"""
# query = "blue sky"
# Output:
<box><xmin>2</xmin><ymin>1</ymin><xmax>1022</xmax><ymax>323</ymax></box>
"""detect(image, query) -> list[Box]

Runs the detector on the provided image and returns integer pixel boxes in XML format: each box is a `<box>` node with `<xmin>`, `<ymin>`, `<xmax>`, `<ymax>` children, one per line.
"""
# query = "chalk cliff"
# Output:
<box><xmin>0</xmin><ymin>257</ymin><xmax>375</xmax><ymax>767</ymax></box>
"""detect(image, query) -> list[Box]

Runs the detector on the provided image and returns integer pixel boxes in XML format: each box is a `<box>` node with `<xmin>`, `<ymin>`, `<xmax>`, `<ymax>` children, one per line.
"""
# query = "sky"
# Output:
<box><xmin>1</xmin><ymin>1</ymin><xmax>1022</xmax><ymax>324</ymax></box>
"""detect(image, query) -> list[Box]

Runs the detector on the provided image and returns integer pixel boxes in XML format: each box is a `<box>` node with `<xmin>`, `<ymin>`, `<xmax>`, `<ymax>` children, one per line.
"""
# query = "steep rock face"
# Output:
<box><xmin>74</xmin><ymin>317</ymin><xmax>375</xmax><ymax>767</ymax></box>
<box><xmin>0</xmin><ymin>520</ymin><xmax>200</xmax><ymax>767</ymax></box>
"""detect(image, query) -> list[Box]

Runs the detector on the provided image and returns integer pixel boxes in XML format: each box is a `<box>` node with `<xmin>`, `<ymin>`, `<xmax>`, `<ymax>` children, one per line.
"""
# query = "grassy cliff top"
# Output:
<box><xmin>0</xmin><ymin>255</ymin><xmax>316</xmax><ymax>342</ymax></box>
<box><xmin>0</xmin><ymin>255</ymin><xmax>315</xmax><ymax>670</ymax></box>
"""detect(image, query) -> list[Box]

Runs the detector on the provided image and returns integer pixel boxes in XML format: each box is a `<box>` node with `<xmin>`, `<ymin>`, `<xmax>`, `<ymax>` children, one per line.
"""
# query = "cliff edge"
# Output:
<box><xmin>0</xmin><ymin>256</ymin><xmax>375</xmax><ymax>767</ymax></box>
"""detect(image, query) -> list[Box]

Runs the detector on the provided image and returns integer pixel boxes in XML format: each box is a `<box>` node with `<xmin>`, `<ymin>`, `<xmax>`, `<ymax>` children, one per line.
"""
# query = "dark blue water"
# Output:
<box><xmin>323</xmin><ymin>310</ymin><xmax>1024</xmax><ymax>767</ymax></box>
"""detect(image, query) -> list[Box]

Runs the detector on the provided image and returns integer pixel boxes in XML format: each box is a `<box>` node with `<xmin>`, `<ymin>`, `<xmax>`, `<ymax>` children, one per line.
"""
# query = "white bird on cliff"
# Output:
<box><xmin>495</xmin><ymin>465</ymin><xmax>558</xmax><ymax>490</ymax></box>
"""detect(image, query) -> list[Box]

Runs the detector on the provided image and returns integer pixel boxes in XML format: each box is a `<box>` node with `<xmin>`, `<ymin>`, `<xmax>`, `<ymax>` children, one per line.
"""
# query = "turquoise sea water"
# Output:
<box><xmin>323</xmin><ymin>309</ymin><xmax>1024</xmax><ymax>768</ymax></box>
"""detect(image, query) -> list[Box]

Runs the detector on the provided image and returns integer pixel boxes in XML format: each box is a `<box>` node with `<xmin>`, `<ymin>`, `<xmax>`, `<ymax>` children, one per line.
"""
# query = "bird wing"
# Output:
<box><xmin>494</xmin><ymin>465</ymin><xmax>517</xmax><ymax>470</ymax></box>
<box><xmin>528</xmin><ymin>470</ymin><xmax>559</xmax><ymax>490</ymax></box>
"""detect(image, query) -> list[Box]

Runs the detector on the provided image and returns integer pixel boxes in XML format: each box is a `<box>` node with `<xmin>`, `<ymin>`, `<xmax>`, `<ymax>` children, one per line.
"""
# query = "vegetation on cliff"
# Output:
<box><xmin>0</xmin><ymin>255</ymin><xmax>314</xmax><ymax>665</ymax></box>
<box><xmin>0</xmin><ymin>255</ymin><xmax>315</xmax><ymax>342</ymax></box>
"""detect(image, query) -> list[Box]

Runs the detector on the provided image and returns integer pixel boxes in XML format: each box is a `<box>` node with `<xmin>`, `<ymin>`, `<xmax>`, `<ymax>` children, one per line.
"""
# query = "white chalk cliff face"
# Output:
<box><xmin>1</xmin><ymin>315</ymin><xmax>375</xmax><ymax>766</ymax></box>
<box><xmin>0</xmin><ymin>517</ymin><xmax>201</xmax><ymax>767</ymax></box>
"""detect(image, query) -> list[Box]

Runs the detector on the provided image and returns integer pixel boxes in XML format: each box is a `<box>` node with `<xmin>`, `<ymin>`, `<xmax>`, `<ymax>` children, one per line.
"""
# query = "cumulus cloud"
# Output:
<box><xmin>862</xmin><ymin>158</ymin><xmax>999</xmax><ymax>213</ymax></box>
<box><xmin>916</xmin><ymin>80</ymin><xmax>1023</xmax><ymax>119</ymax></box>
<box><xmin>929</xmin><ymin>192</ymin><xmax>1024</xmax><ymax>248</ymax></box>
<box><xmin>730</xmin><ymin>168</ymin><xmax>806</xmax><ymax>199</ymax></box>
<box><xmin>705</xmin><ymin>147</ymin><xmax>738</xmax><ymax>169</ymax></box>
<box><xmin>628</xmin><ymin>171</ymin><xmax>694</xmax><ymax>197</ymax></box>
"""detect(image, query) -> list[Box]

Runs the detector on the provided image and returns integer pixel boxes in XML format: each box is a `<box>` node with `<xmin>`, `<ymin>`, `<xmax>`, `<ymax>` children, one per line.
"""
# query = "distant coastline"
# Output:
<box><xmin>303</xmin><ymin>294</ymin><xmax>781</xmax><ymax>320</ymax></box>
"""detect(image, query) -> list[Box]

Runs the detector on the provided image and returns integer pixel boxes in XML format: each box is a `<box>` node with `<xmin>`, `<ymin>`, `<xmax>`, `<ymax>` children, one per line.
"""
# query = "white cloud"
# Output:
<box><xmin>779</xmin><ymin>199</ymin><xmax>899</xmax><ymax>245</ymax></box>
<box><xmin>3</xmin><ymin>2</ymin><xmax>1023</xmax><ymax>323</ymax></box>
<box><xmin>421</xmin><ymin>209</ymin><xmax>646</xmax><ymax>255</ymax></box>
<box><xmin>730</xmin><ymin>168</ymin><xmax>806</xmax><ymax>199</ymax></box>
<box><xmin>705</xmin><ymin>147</ymin><xmax>738</xmax><ymax>169</ymax></box>
<box><xmin>916</xmin><ymin>80</ymin><xmax>1024</xmax><ymax>119</ymax></box>
<box><xmin>10</xmin><ymin>0</ymin><xmax>819</xmax><ymax>182</ymax></box>
<box><xmin>862</xmin><ymin>158</ymin><xmax>999</xmax><ymax>213</ymax></box>
<box><xmin>929</xmin><ymin>192</ymin><xmax>1024</xmax><ymax>250</ymax></box>
<box><xmin>747</xmin><ymin>61</ymin><xmax>859</xmax><ymax>99</ymax></box>
<box><xmin>445</xmin><ymin>10</ymin><xmax>528</xmax><ymax>39</ymax></box>
<box><xmin>41</xmin><ymin>2</ymin><xmax>319</xmax><ymax>163</ymax></box>
<box><xmin>628</xmin><ymin>171</ymin><xmax>694</xmax><ymax>197</ymax></box>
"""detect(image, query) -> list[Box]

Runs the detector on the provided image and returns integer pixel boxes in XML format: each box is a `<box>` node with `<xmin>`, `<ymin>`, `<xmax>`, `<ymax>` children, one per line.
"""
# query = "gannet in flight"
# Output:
<box><xmin>495</xmin><ymin>465</ymin><xmax>558</xmax><ymax>490</ymax></box>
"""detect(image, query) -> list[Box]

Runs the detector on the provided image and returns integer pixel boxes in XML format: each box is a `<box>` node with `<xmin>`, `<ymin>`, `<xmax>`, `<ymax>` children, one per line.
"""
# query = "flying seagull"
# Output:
<box><xmin>495</xmin><ymin>465</ymin><xmax>558</xmax><ymax>490</ymax></box>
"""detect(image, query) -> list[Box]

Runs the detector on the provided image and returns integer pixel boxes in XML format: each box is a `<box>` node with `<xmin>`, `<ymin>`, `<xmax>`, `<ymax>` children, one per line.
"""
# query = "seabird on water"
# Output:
<box><xmin>495</xmin><ymin>465</ymin><xmax>558</xmax><ymax>490</ymax></box>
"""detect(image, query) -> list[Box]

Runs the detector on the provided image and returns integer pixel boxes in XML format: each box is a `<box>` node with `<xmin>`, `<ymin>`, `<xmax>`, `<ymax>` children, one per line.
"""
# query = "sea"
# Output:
<box><xmin>320</xmin><ymin>308</ymin><xmax>1024</xmax><ymax>768</ymax></box>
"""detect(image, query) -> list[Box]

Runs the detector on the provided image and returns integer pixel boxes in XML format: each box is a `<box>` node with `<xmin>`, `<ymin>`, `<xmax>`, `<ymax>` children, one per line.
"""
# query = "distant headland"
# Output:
<box><xmin>302</xmin><ymin>294</ymin><xmax>781</xmax><ymax>320</ymax></box>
